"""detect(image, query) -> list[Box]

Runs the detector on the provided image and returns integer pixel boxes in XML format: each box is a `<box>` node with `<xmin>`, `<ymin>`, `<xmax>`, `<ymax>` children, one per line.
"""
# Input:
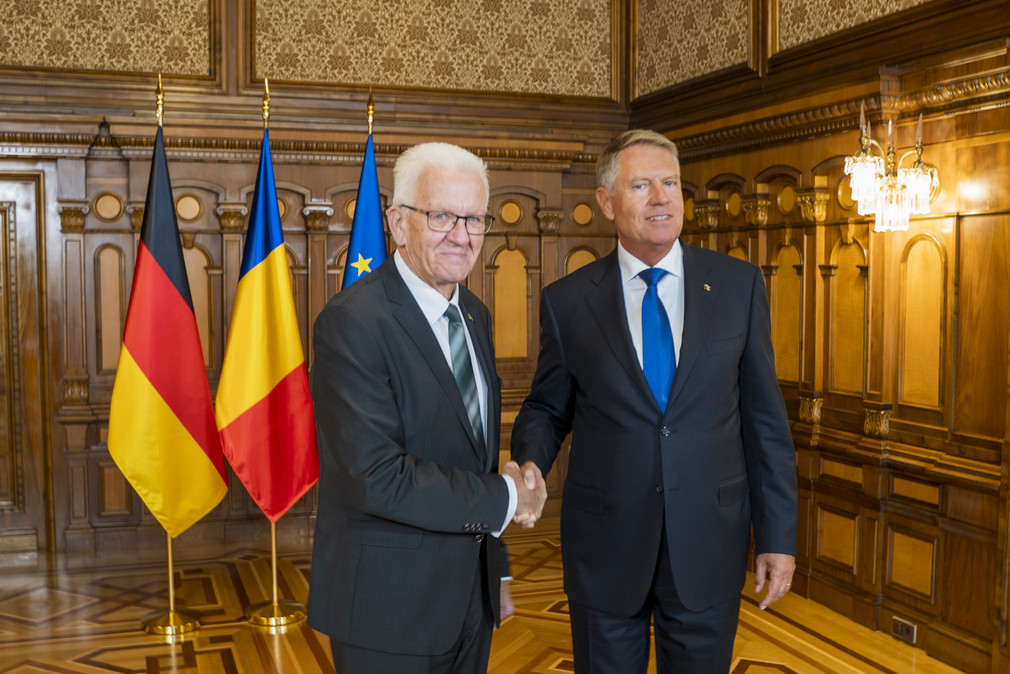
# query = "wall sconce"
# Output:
<box><xmin>843</xmin><ymin>102</ymin><xmax>939</xmax><ymax>232</ymax></box>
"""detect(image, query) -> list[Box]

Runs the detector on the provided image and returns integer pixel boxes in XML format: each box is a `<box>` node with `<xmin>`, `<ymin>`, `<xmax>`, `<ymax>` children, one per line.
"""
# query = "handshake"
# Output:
<box><xmin>503</xmin><ymin>461</ymin><xmax>547</xmax><ymax>529</ymax></box>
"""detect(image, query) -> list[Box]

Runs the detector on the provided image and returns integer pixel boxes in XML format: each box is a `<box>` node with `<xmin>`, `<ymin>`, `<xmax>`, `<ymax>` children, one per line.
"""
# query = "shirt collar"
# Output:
<box><xmin>393</xmin><ymin>250</ymin><xmax>459</xmax><ymax>325</ymax></box>
<box><xmin>617</xmin><ymin>239</ymin><xmax>683</xmax><ymax>286</ymax></box>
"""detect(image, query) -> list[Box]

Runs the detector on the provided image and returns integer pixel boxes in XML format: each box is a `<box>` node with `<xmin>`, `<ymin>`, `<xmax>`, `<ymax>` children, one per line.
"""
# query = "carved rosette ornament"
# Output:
<box><xmin>58</xmin><ymin>202</ymin><xmax>89</xmax><ymax>232</ymax></box>
<box><xmin>303</xmin><ymin>203</ymin><xmax>335</xmax><ymax>231</ymax></box>
<box><xmin>216</xmin><ymin>203</ymin><xmax>249</xmax><ymax>232</ymax></box>
<box><xmin>796</xmin><ymin>189</ymin><xmax>829</xmax><ymax>224</ymax></box>
<box><xmin>798</xmin><ymin>395</ymin><xmax>823</xmax><ymax>425</ymax></box>
<box><xmin>741</xmin><ymin>196</ymin><xmax>770</xmax><ymax>227</ymax></box>
<box><xmin>694</xmin><ymin>200</ymin><xmax>719</xmax><ymax>230</ymax></box>
<box><xmin>864</xmin><ymin>408</ymin><xmax>891</xmax><ymax>439</ymax></box>
<box><xmin>537</xmin><ymin>209</ymin><xmax>563</xmax><ymax>234</ymax></box>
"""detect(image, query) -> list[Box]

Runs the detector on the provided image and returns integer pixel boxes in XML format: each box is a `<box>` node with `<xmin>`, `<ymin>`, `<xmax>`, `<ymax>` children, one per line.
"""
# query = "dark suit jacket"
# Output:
<box><xmin>512</xmin><ymin>244</ymin><xmax>797</xmax><ymax>614</ymax></box>
<box><xmin>307</xmin><ymin>258</ymin><xmax>508</xmax><ymax>655</ymax></box>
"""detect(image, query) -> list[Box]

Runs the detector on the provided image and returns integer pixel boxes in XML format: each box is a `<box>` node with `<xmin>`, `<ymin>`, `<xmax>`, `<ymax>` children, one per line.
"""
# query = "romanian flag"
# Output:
<box><xmin>215</xmin><ymin>129</ymin><xmax>318</xmax><ymax>522</ymax></box>
<box><xmin>107</xmin><ymin>126</ymin><xmax>228</xmax><ymax>538</ymax></box>
<box><xmin>341</xmin><ymin>131</ymin><xmax>386</xmax><ymax>288</ymax></box>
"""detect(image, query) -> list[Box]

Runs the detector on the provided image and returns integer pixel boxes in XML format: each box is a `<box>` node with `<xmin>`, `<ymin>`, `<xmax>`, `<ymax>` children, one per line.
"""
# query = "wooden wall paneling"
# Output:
<box><xmin>953</xmin><ymin>213</ymin><xmax>1009</xmax><ymax>445</ymax></box>
<box><xmin>897</xmin><ymin>230</ymin><xmax>949</xmax><ymax>426</ymax></box>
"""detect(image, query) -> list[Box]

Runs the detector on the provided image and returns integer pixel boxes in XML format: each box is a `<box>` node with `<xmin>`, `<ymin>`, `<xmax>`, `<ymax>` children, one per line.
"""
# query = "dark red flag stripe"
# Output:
<box><xmin>122</xmin><ymin>241</ymin><xmax>224</xmax><ymax>475</ymax></box>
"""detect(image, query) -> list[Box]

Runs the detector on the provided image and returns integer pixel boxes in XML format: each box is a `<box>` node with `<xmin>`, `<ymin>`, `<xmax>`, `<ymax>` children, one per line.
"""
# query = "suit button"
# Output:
<box><xmin>660</xmin><ymin>426</ymin><xmax>671</xmax><ymax>437</ymax></box>
<box><xmin>463</xmin><ymin>524</ymin><xmax>473</xmax><ymax>531</ymax></box>
<box><xmin>655</xmin><ymin>484</ymin><xmax>663</xmax><ymax>493</ymax></box>
<box><xmin>474</xmin><ymin>534</ymin><xmax>485</xmax><ymax>542</ymax></box>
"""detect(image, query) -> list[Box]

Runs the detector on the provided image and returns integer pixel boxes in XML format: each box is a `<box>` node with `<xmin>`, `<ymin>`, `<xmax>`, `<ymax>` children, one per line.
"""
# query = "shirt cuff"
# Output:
<box><xmin>493</xmin><ymin>474</ymin><xmax>518</xmax><ymax>537</ymax></box>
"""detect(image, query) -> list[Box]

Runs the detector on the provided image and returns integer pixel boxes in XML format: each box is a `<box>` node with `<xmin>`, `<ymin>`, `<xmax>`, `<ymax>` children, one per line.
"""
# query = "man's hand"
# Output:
<box><xmin>754</xmin><ymin>552</ymin><xmax>796</xmax><ymax>609</ymax></box>
<box><xmin>503</xmin><ymin>461</ymin><xmax>546</xmax><ymax>528</ymax></box>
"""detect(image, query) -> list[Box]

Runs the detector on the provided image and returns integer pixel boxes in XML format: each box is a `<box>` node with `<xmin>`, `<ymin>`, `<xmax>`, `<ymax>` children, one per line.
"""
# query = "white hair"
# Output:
<box><xmin>392</xmin><ymin>142</ymin><xmax>489</xmax><ymax>207</ymax></box>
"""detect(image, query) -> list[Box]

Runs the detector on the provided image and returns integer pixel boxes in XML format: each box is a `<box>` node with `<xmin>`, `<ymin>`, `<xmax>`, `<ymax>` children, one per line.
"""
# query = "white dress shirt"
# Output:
<box><xmin>617</xmin><ymin>239</ymin><xmax>685</xmax><ymax>370</ymax></box>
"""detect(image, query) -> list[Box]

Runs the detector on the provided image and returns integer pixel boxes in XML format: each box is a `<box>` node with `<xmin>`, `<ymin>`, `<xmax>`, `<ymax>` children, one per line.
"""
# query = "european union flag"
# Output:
<box><xmin>342</xmin><ymin>133</ymin><xmax>386</xmax><ymax>289</ymax></box>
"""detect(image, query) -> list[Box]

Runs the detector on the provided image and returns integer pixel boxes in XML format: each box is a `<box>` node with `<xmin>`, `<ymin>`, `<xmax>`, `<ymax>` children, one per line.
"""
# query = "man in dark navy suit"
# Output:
<box><xmin>512</xmin><ymin>129</ymin><xmax>798</xmax><ymax>673</ymax></box>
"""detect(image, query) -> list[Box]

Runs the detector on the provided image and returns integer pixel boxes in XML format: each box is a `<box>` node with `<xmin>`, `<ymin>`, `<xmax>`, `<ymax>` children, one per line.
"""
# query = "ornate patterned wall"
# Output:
<box><xmin>636</xmin><ymin>0</ymin><xmax>750</xmax><ymax>97</ymax></box>
<box><xmin>254</xmin><ymin>0</ymin><xmax>612</xmax><ymax>97</ymax></box>
<box><xmin>0</xmin><ymin>0</ymin><xmax>211</xmax><ymax>76</ymax></box>
<box><xmin>779</xmin><ymin>0</ymin><xmax>931</xmax><ymax>50</ymax></box>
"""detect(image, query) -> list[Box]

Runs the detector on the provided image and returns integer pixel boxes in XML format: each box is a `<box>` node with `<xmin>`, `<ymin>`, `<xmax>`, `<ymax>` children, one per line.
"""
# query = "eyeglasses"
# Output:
<box><xmin>400</xmin><ymin>204</ymin><xmax>494</xmax><ymax>235</ymax></box>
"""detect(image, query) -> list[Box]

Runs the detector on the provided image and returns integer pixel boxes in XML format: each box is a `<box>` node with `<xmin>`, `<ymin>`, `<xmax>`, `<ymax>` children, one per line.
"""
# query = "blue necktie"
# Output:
<box><xmin>639</xmin><ymin>268</ymin><xmax>675</xmax><ymax>410</ymax></box>
<box><xmin>444</xmin><ymin>305</ymin><xmax>486</xmax><ymax>453</ymax></box>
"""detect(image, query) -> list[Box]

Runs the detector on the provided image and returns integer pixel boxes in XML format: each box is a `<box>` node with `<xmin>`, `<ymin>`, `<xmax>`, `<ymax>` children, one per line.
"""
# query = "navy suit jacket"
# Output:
<box><xmin>307</xmin><ymin>258</ymin><xmax>507</xmax><ymax>654</ymax></box>
<box><xmin>512</xmin><ymin>244</ymin><xmax>798</xmax><ymax>614</ymax></box>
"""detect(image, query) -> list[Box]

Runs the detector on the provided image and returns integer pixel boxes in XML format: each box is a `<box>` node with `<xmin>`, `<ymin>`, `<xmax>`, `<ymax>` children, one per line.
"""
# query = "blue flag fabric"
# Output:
<box><xmin>341</xmin><ymin>133</ymin><xmax>386</xmax><ymax>289</ymax></box>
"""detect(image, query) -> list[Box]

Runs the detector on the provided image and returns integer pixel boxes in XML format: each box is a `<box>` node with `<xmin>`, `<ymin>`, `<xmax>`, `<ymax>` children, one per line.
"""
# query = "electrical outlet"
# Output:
<box><xmin>892</xmin><ymin>616</ymin><xmax>917</xmax><ymax>644</ymax></box>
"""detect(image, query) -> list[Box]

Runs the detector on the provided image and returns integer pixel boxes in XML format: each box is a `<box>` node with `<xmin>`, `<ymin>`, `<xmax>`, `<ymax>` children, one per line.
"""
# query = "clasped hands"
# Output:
<box><xmin>503</xmin><ymin>460</ymin><xmax>547</xmax><ymax>529</ymax></box>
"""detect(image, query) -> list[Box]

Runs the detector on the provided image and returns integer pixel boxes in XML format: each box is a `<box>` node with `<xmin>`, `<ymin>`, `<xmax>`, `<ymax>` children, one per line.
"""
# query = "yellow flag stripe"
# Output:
<box><xmin>108</xmin><ymin>347</ymin><xmax>228</xmax><ymax>538</ymax></box>
<box><xmin>216</xmin><ymin>245</ymin><xmax>306</xmax><ymax>428</ymax></box>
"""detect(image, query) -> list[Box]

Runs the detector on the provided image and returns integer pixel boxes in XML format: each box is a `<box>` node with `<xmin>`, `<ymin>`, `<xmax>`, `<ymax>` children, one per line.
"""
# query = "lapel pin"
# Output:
<box><xmin>467</xmin><ymin>312</ymin><xmax>473</xmax><ymax>321</ymax></box>
<box><xmin>703</xmin><ymin>284</ymin><xmax>711</xmax><ymax>292</ymax></box>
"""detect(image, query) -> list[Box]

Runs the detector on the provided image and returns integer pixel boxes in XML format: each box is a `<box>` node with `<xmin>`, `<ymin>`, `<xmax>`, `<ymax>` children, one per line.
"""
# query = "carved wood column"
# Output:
<box><xmin>216</xmin><ymin>202</ymin><xmax>247</xmax><ymax>350</ymax></box>
<box><xmin>55</xmin><ymin>201</ymin><xmax>97</xmax><ymax>542</ymax></box>
<box><xmin>302</xmin><ymin>201</ymin><xmax>333</xmax><ymax>359</ymax></box>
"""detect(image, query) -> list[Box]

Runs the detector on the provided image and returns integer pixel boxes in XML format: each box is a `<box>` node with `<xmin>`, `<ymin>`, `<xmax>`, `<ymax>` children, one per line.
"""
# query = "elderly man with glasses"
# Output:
<box><xmin>308</xmin><ymin>141</ymin><xmax>547</xmax><ymax>673</ymax></box>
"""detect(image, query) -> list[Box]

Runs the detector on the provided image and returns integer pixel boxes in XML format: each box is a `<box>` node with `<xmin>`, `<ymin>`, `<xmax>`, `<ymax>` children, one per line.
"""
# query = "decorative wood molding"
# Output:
<box><xmin>58</xmin><ymin>202</ymin><xmax>90</xmax><ymax>232</ymax></box>
<box><xmin>216</xmin><ymin>203</ymin><xmax>248</xmax><ymax>232</ymax></box>
<box><xmin>126</xmin><ymin>203</ymin><xmax>144</xmax><ymax>231</ymax></box>
<box><xmin>799</xmin><ymin>394</ymin><xmax>823</xmax><ymax>425</ymax></box>
<box><xmin>694</xmin><ymin>200</ymin><xmax>719</xmax><ymax>230</ymax></box>
<box><xmin>536</xmin><ymin>210</ymin><xmax>563</xmax><ymax>235</ymax></box>
<box><xmin>797</xmin><ymin>189</ymin><xmax>830</xmax><ymax>224</ymax></box>
<box><xmin>742</xmin><ymin>195</ymin><xmax>770</xmax><ymax>226</ymax></box>
<box><xmin>63</xmin><ymin>376</ymin><xmax>89</xmax><ymax>404</ymax></box>
<box><xmin>0</xmin><ymin>130</ymin><xmax>597</xmax><ymax>169</ymax></box>
<box><xmin>864</xmin><ymin>407</ymin><xmax>891</xmax><ymax>440</ymax></box>
<box><xmin>302</xmin><ymin>202</ymin><xmax>334</xmax><ymax>231</ymax></box>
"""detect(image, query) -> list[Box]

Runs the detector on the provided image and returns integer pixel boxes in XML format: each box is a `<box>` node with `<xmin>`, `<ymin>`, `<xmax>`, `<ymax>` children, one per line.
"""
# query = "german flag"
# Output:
<box><xmin>215</xmin><ymin>128</ymin><xmax>318</xmax><ymax>522</ymax></box>
<box><xmin>107</xmin><ymin>126</ymin><xmax>227</xmax><ymax>538</ymax></box>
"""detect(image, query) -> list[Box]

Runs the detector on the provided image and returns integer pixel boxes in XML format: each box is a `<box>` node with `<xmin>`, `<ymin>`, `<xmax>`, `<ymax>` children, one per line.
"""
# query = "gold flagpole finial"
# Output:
<box><xmin>156</xmin><ymin>74</ymin><xmax>164</xmax><ymax>128</ymax></box>
<box><xmin>367</xmin><ymin>87</ymin><xmax>374</xmax><ymax>136</ymax></box>
<box><xmin>262</xmin><ymin>78</ymin><xmax>271</xmax><ymax>129</ymax></box>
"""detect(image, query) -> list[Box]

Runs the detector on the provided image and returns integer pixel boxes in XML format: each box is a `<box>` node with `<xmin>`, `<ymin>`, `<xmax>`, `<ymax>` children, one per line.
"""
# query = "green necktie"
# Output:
<box><xmin>444</xmin><ymin>305</ymin><xmax>485</xmax><ymax>453</ymax></box>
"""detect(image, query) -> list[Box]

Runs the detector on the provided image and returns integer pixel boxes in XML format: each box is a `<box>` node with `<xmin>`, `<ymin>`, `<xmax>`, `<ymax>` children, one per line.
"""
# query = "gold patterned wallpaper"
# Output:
<box><xmin>636</xmin><ymin>0</ymin><xmax>750</xmax><ymax>97</ymax></box>
<box><xmin>253</xmin><ymin>0</ymin><xmax>611</xmax><ymax>97</ymax></box>
<box><xmin>0</xmin><ymin>0</ymin><xmax>210</xmax><ymax>76</ymax></box>
<box><xmin>778</xmin><ymin>0</ymin><xmax>932</xmax><ymax>51</ymax></box>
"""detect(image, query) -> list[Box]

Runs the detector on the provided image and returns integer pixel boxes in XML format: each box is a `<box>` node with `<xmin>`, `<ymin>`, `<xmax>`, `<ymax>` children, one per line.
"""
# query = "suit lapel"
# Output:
<box><xmin>667</xmin><ymin>244</ymin><xmax>718</xmax><ymax>410</ymax></box>
<box><xmin>586</xmin><ymin>251</ymin><xmax>658</xmax><ymax>409</ymax></box>
<box><xmin>381</xmin><ymin>265</ymin><xmax>484</xmax><ymax>458</ymax></box>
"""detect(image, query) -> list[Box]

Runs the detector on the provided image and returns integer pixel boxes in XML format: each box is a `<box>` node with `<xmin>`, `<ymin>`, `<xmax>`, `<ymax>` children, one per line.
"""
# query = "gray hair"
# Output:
<box><xmin>596</xmin><ymin>129</ymin><xmax>679</xmax><ymax>191</ymax></box>
<box><xmin>392</xmin><ymin>142</ymin><xmax>489</xmax><ymax>207</ymax></box>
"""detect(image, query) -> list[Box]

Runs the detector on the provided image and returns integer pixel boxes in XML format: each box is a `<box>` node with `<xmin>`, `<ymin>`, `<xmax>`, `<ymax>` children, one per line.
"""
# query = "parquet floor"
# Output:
<box><xmin>0</xmin><ymin>518</ymin><xmax>963</xmax><ymax>673</ymax></box>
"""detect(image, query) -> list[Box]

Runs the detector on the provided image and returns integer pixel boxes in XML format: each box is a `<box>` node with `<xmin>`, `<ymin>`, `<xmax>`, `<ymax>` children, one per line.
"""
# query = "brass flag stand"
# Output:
<box><xmin>245</xmin><ymin>520</ymin><xmax>307</xmax><ymax>626</ymax></box>
<box><xmin>142</xmin><ymin>531</ymin><xmax>202</xmax><ymax>635</ymax></box>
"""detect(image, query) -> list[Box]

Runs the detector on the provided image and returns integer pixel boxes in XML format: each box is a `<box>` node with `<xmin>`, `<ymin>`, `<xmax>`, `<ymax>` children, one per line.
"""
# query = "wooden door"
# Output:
<box><xmin>0</xmin><ymin>172</ymin><xmax>51</xmax><ymax>551</ymax></box>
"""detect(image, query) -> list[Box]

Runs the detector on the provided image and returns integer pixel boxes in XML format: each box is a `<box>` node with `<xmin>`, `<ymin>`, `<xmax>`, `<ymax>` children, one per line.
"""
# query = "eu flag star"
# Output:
<box><xmin>350</xmin><ymin>253</ymin><xmax>373</xmax><ymax>277</ymax></box>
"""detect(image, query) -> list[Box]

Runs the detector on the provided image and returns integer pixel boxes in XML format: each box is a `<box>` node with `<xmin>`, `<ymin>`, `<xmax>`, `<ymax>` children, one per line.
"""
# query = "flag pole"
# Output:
<box><xmin>142</xmin><ymin>531</ymin><xmax>203</xmax><ymax>634</ymax></box>
<box><xmin>243</xmin><ymin>78</ymin><xmax>307</xmax><ymax>628</ymax></box>
<box><xmin>246</xmin><ymin>521</ymin><xmax>306</xmax><ymax>625</ymax></box>
<box><xmin>130</xmin><ymin>77</ymin><xmax>203</xmax><ymax>636</ymax></box>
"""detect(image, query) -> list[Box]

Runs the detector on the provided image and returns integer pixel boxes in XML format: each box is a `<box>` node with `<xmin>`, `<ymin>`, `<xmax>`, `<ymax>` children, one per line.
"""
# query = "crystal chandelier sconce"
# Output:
<box><xmin>843</xmin><ymin>102</ymin><xmax>939</xmax><ymax>232</ymax></box>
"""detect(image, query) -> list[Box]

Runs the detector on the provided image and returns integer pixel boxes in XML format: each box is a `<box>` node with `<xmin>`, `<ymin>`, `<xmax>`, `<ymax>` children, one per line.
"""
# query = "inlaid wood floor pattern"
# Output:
<box><xmin>0</xmin><ymin>518</ymin><xmax>962</xmax><ymax>673</ymax></box>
